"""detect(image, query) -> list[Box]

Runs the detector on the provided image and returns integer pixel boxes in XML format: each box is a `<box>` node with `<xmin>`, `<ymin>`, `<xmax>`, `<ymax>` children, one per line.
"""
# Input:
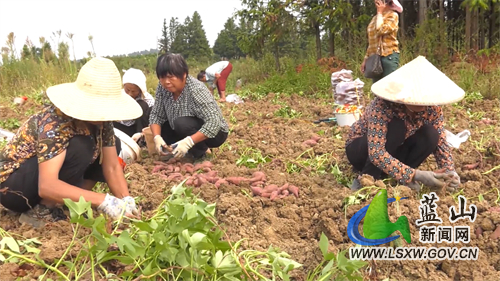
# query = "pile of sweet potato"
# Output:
<box><xmin>151</xmin><ymin>160</ymin><xmax>299</xmax><ymax>200</ymax></box>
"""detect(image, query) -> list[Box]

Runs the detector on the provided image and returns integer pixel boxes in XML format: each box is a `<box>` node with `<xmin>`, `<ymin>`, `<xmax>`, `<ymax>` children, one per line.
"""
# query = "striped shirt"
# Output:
<box><xmin>346</xmin><ymin>97</ymin><xmax>454</xmax><ymax>184</ymax></box>
<box><xmin>149</xmin><ymin>76</ymin><xmax>229</xmax><ymax>138</ymax></box>
<box><xmin>118</xmin><ymin>91</ymin><xmax>155</xmax><ymax>127</ymax></box>
<box><xmin>364</xmin><ymin>11</ymin><xmax>400</xmax><ymax>59</ymax></box>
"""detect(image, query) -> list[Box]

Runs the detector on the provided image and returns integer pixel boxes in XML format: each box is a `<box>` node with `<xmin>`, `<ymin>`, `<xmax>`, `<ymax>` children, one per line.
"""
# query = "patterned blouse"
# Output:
<box><xmin>364</xmin><ymin>11</ymin><xmax>399</xmax><ymax>59</ymax></box>
<box><xmin>346</xmin><ymin>97</ymin><xmax>454</xmax><ymax>184</ymax></box>
<box><xmin>0</xmin><ymin>105</ymin><xmax>115</xmax><ymax>183</ymax></box>
<box><xmin>149</xmin><ymin>76</ymin><xmax>229</xmax><ymax>138</ymax></box>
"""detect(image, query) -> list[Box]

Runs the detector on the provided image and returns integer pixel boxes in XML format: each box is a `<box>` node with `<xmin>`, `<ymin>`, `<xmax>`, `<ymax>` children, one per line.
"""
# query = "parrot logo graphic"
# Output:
<box><xmin>347</xmin><ymin>189</ymin><xmax>412</xmax><ymax>246</ymax></box>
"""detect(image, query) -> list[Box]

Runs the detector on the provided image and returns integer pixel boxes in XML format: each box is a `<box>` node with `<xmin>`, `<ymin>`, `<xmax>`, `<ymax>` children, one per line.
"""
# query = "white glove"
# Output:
<box><xmin>123</xmin><ymin>196</ymin><xmax>139</xmax><ymax>216</ymax></box>
<box><xmin>97</xmin><ymin>194</ymin><xmax>127</xmax><ymax>220</ymax></box>
<box><xmin>131</xmin><ymin>132</ymin><xmax>143</xmax><ymax>143</ymax></box>
<box><xmin>154</xmin><ymin>135</ymin><xmax>168</xmax><ymax>155</ymax></box>
<box><xmin>172</xmin><ymin>136</ymin><xmax>194</xmax><ymax>158</ymax></box>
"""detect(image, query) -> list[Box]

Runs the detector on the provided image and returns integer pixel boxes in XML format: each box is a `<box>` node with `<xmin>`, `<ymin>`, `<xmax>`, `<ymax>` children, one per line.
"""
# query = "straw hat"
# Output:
<box><xmin>46</xmin><ymin>57</ymin><xmax>142</xmax><ymax>121</ymax></box>
<box><xmin>122</xmin><ymin>68</ymin><xmax>148</xmax><ymax>98</ymax></box>
<box><xmin>371</xmin><ymin>56</ymin><xmax>465</xmax><ymax>106</ymax></box>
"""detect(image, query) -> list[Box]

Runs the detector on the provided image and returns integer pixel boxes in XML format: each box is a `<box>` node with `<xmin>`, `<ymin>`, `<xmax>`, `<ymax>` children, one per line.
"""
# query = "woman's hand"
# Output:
<box><xmin>360</xmin><ymin>59</ymin><xmax>367</xmax><ymax>74</ymax></box>
<box><xmin>375</xmin><ymin>0</ymin><xmax>386</xmax><ymax>14</ymax></box>
<box><xmin>215</xmin><ymin>73</ymin><xmax>221</xmax><ymax>79</ymax></box>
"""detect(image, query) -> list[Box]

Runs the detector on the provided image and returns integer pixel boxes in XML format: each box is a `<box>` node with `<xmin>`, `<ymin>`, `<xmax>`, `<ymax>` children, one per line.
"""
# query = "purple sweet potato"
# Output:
<box><xmin>260</xmin><ymin>192</ymin><xmax>272</xmax><ymax>198</ymax></box>
<box><xmin>302</xmin><ymin>139</ymin><xmax>318</xmax><ymax>147</ymax></box>
<box><xmin>250</xmin><ymin>171</ymin><xmax>266</xmax><ymax>183</ymax></box>
<box><xmin>311</xmin><ymin>134</ymin><xmax>321</xmax><ymax>142</ymax></box>
<box><xmin>263</xmin><ymin>184</ymin><xmax>278</xmax><ymax>193</ymax></box>
<box><xmin>288</xmin><ymin>185</ymin><xmax>299</xmax><ymax>197</ymax></box>
<box><xmin>270</xmin><ymin>190</ymin><xmax>279</xmax><ymax>201</ymax></box>
<box><xmin>215</xmin><ymin>179</ymin><xmax>228</xmax><ymax>188</ymax></box>
<box><xmin>182</xmin><ymin>163</ymin><xmax>195</xmax><ymax>174</ymax></box>
<box><xmin>174</xmin><ymin>166</ymin><xmax>181</xmax><ymax>173</ymax></box>
<box><xmin>251</xmin><ymin>181</ymin><xmax>265</xmax><ymax>187</ymax></box>
<box><xmin>251</xmin><ymin>186</ymin><xmax>263</xmax><ymax>196</ymax></box>
<box><xmin>278</xmin><ymin>183</ymin><xmax>289</xmax><ymax>192</ymax></box>
<box><xmin>226</xmin><ymin>177</ymin><xmax>249</xmax><ymax>185</ymax></box>
<box><xmin>152</xmin><ymin>165</ymin><xmax>165</xmax><ymax>173</ymax></box>
<box><xmin>279</xmin><ymin>190</ymin><xmax>290</xmax><ymax>199</ymax></box>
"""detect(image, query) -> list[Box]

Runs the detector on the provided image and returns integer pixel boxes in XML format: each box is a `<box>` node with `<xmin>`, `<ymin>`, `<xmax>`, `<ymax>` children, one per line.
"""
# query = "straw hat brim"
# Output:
<box><xmin>371</xmin><ymin>56</ymin><xmax>465</xmax><ymax>106</ymax></box>
<box><xmin>47</xmin><ymin>82</ymin><xmax>143</xmax><ymax>121</ymax></box>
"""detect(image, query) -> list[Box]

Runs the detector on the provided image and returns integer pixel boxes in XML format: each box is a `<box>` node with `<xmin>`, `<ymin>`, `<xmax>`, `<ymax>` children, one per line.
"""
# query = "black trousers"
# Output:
<box><xmin>346</xmin><ymin>118</ymin><xmax>439</xmax><ymax>180</ymax></box>
<box><xmin>0</xmin><ymin>135</ymin><xmax>121</xmax><ymax>213</ymax></box>
<box><xmin>113</xmin><ymin>100</ymin><xmax>151</xmax><ymax>137</ymax></box>
<box><xmin>160</xmin><ymin>117</ymin><xmax>228</xmax><ymax>159</ymax></box>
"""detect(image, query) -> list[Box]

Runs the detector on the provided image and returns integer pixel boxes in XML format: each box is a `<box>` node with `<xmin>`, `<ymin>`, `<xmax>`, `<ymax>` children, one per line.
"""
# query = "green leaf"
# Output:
<box><xmin>190</xmin><ymin>232</ymin><xmax>207</xmax><ymax>247</ymax></box>
<box><xmin>184</xmin><ymin>203</ymin><xmax>197</xmax><ymax>220</ymax></box>
<box><xmin>24</xmin><ymin>244</ymin><xmax>40</xmax><ymax>254</ymax></box>
<box><xmin>319</xmin><ymin>233</ymin><xmax>328</xmax><ymax>257</ymax></box>
<box><xmin>478</xmin><ymin>194</ymin><xmax>484</xmax><ymax>202</ymax></box>
<box><xmin>1</xmin><ymin>237</ymin><xmax>20</xmax><ymax>253</ymax></box>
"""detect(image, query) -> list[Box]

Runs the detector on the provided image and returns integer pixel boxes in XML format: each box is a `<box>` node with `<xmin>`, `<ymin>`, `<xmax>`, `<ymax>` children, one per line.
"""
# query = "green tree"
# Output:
<box><xmin>170</xmin><ymin>17</ymin><xmax>189</xmax><ymax>55</ymax></box>
<box><xmin>158</xmin><ymin>18</ymin><xmax>170</xmax><ymax>54</ymax></box>
<box><xmin>21</xmin><ymin>44</ymin><xmax>31</xmax><ymax>60</ymax></box>
<box><xmin>186</xmin><ymin>11</ymin><xmax>212</xmax><ymax>59</ymax></box>
<box><xmin>213</xmin><ymin>17</ymin><xmax>243</xmax><ymax>59</ymax></box>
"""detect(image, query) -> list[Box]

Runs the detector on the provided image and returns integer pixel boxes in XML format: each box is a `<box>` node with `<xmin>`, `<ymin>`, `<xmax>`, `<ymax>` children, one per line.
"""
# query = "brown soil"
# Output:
<box><xmin>1</xmin><ymin>95</ymin><xmax>499</xmax><ymax>280</ymax></box>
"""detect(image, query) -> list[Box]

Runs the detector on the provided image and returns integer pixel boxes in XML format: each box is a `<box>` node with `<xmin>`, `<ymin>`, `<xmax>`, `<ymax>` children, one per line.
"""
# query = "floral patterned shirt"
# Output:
<box><xmin>0</xmin><ymin>105</ymin><xmax>115</xmax><ymax>183</ymax></box>
<box><xmin>346</xmin><ymin>97</ymin><xmax>454</xmax><ymax>184</ymax></box>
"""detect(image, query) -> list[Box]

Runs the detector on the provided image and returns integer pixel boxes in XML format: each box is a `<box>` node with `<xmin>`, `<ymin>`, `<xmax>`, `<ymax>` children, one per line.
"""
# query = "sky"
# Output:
<box><xmin>0</xmin><ymin>0</ymin><xmax>242</xmax><ymax>60</ymax></box>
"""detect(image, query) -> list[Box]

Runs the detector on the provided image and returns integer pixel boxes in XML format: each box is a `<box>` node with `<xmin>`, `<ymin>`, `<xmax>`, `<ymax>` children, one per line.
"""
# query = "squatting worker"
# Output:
<box><xmin>113</xmin><ymin>68</ymin><xmax>155</xmax><ymax>142</ymax></box>
<box><xmin>150</xmin><ymin>53</ymin><xmax>229</xmax><ymax>160</ymax></box>
<box><xmin>0</xmin><ymin>57</ymin><xmax>141</xmax><ymax>220</ymax></box>
<box><xmin>346</xmin><ymin>56</ymin><xmax>464</xmax><ymax>192</ymax></box>
<box><xmin>197</xmin><ymin>60</ymin><xmax>233</xmax><ymax>102</ymax></box>
<box><xmin>361</xmin><ymin>0</ymin><xmax>403</xmax><ymax>83</ymax></box>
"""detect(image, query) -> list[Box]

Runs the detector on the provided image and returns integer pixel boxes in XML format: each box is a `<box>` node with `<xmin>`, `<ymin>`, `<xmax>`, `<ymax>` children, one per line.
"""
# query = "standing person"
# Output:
<box><xmin>346</xmin><ymin>56</ymin><xmax>464</xmax><ymax>192</ymax></box>
<box><xmin>0</xmin><ymin>57</ymin><xmax>142</xmax><ymax>220</ymax></box>
<box><xmin>113</xmin><ymin>68</ymin><xmax>155</xmax><ymax>143</ymax></box>
<box><xmin>361</xmin><ymin>0</ymin><xmax>403</xmax><ymax>83</ymax></box>
<box><xmin>197</xmin><ymin>61</ymin><xmax>233</xmax><ymax>102</ymax></box>
<box><xmin>150</xmin><ymin>54</ymin><xmax>229</xmax><ymax>160</ymax></box>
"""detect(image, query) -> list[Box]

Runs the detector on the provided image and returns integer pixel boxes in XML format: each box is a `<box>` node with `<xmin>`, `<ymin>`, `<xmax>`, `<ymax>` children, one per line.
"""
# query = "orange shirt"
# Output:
<box><xmin>364</xmin><ymin>11</ymin><xmax>400</xmax><ymax>59</ymax></box>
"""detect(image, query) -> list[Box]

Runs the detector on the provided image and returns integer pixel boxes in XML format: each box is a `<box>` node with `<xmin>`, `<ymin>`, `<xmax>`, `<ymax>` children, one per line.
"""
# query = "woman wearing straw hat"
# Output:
<box><xmin>197</xmin><ymin>60</ymin><xmax>233</xmax><ymax>102</ymax></box>
<box><xmin>361</xmin><ymin>0</ymin><xmax>403</xmax><ymax>83</ymax></box>
<box><xmin>346</xmin><ymin>56</ymin><xmax>463</xmax><ymax>192</ymax></box>
<box><xmin>0</xmin><ymin>57</ymin><xmax>142</xmax><ymax>220</ymax></box>
<box><xmin>113</xmin><ymin>68</ymin><xmax>155</xmax><ymax>142</ymax></box>
<box><xmin>150</xmin><ymin>54</ymin><xmax>229</xmax><ymax>160</ymax></box>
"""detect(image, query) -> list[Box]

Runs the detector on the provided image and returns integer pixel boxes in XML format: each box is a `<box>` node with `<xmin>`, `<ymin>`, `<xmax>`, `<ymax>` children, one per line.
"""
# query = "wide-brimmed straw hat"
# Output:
<box><xmin>122</xmin><ymin>68</ymin><xmax>148</xmax><ymax>99</ymax></box>
<box><xmin>371</xmin><ymin>56</ymin><xmax>465</xmax><ymax>106</ymax></box>
<box><xmin>46</xmin><ymin>57</ymin><xmax>142</xmax><ymax>121</ymax></box>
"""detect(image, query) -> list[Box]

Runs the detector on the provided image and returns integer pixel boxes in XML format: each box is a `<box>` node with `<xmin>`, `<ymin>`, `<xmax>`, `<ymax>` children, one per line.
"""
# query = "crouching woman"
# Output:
<box><xmin>0</xmin><ymin>57</ymin><xmax>143</xmax><ymax>220</ymax></box>
<box><xmin>346</xmin><ymin>56</ymin><xmax>463</xmax><ymax>192</ymax></box>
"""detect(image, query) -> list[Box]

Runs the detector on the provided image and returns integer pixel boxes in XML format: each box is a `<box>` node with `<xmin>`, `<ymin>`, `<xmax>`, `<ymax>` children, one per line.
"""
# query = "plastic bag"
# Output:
<box><xmin>334</xmin><ymin>78</ymin><xmax>364</xmax><ymax>106</ymax></box>
<box><xmin>331</xmin><ymin>69</ymin><xmax>353</xmax><ymax>98</ymax></box>
<box><xmin>226</xmin><ymin>94</ymin><xmax>244</xmax><ymax>104</ymax></box>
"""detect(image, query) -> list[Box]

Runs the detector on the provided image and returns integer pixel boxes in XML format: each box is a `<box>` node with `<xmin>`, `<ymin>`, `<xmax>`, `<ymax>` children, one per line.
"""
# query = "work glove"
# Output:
<box><xmin>435</xmin><ymin>170</ymin><xmax>460</xmax><ymax>192</ymax></box>
<box><xmin>412</xmin><ymin>170</ymin><xmax>446</xmax><ymax>189</ymax></box>
<box><xmin>123</xmin><ymin>196</ymin><xmax>140</xmax><ymax>217</ymax></box>
<box><xmin>154</xmin><ymin>135</ymin><xmax>168</xmax><ymax>155</ymax></box>
<box><xmin>350</xmin><ymin>177</ymin><xmax>362</xmax><ymax>191</ymax></box>
<box><xmin>172</xmin><ymin>136</ymin><xmax>194</xmax><ymax>158</ymax></box>
<box><xmin>131</xmin><ymin>132</ymin><xmax>143</xmax><ymax>143</ymax></box>
<box><xmin>97</xmin><ymin>194</ymin><xmax>128</xmax><ymax>220</ymax></box>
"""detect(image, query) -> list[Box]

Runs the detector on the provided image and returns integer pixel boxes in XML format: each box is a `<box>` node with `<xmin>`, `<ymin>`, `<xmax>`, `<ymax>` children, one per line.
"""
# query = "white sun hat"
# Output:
<box><xmin>371</xmin><ymin>56</ymin><xmax>465</xmax><ymax>106</ymax></box>
<box><xmin>122</xmin><ymin>68</ymin><xmax>148</xmax><ymax>98</ymax></box>
<box><xmin>46</xmin><ymin>57</ymin><xmax>142</xmax><ymax>121</ymax></box>
<box><xmin>390</xmin><ymin>0</ymin><xmax>403</xmax><ymax>13</ymax></box>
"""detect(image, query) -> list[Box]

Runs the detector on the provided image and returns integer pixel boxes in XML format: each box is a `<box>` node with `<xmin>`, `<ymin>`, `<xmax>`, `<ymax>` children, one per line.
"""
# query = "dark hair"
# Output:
<box><xmin>197</xmin><ymin>70</ymin><xmax>206</xmax><ymax>81</ymax></box>
<box><xmin>156</xmin><ymin>53</ymin><xmax>189</xmax><ymax>80</ymax></box>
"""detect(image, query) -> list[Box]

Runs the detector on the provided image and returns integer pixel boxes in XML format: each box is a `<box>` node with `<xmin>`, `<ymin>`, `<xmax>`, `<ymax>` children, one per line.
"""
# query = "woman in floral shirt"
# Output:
<box><xmin>346</xmin><ymin>56</ymin><xmax>464</xmax><ymax>191</ymax></box>
<box><xmin>0</xmin><ymin>57</ymin><xmax>142</xmax><ymax>220</ymax></box>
